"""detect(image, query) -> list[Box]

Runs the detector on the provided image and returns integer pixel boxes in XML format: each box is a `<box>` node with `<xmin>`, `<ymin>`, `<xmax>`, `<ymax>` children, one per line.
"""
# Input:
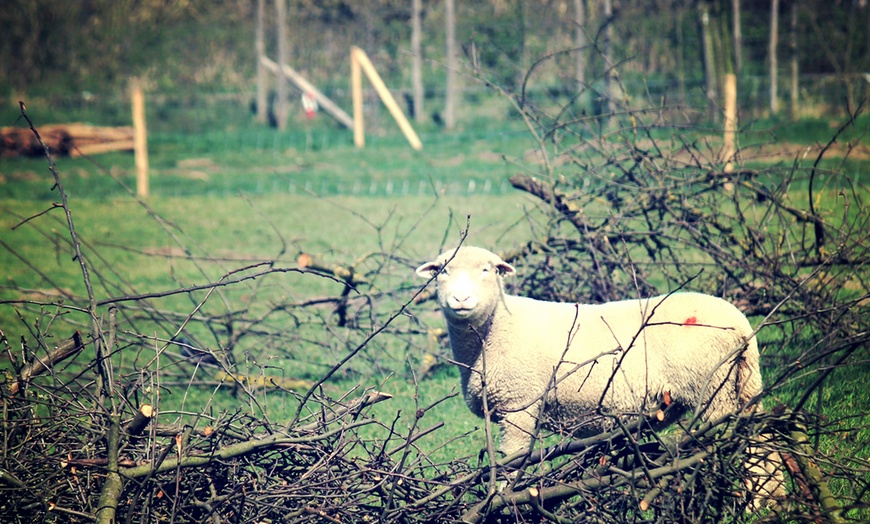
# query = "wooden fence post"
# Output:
<box><xmin>351</xmin><ymin>49</ymin><xmax>364</xmax><ymax>148</ymax></box>
<box><xmin>723</xmin><ymin>73</ymin><xmax>737</xmax><ymax>173</ymax></box>
<box><xmin>131</xmin><ymin>79</ymin><xmax>149</xmax><ymax>197</ymax></box>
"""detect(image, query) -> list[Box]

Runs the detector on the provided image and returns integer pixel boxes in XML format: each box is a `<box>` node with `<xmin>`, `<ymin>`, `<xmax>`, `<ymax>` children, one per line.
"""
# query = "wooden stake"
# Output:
<box><xmin>351</xmin><ymin>49</ymin><xmax>364</xmax><ymax>148</ymax></box>
<box><xmin>131</xmin><ymin>79</ymin><xmax>149</xmax><ymax>197</ymax></box>
<box><xmin>723</xmin><ymin>73</ymin><xmax>738</xmax><ymax>173</ymax></box>
<box><xmin>351</xmin><ymin>46</ymin><xmax>422</xmax><ymax>151</ymax></box>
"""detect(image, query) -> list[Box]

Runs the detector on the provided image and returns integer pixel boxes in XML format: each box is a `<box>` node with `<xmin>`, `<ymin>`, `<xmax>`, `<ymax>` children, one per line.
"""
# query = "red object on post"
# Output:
<box><xmin>302</xmin><ymin>92</ymin><xmax>318</xmax><ymax>119</ymax></box>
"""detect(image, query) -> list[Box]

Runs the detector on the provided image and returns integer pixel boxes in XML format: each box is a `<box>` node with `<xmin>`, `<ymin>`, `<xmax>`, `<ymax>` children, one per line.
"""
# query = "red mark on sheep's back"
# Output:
<box><xmin>683</xmin><ymin>316</ymin><xmax>698</xmax><ymax>326</ymax></box>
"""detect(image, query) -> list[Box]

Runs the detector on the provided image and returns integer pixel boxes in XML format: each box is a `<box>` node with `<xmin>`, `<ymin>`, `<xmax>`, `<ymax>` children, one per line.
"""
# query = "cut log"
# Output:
<box><xmin>1</xmin><ymin>124</ymin><xmax>134</xmax><ymax>157</ymax></box>
<box><xmin>72</xmin><ymin>140</ymin><xmax>135</xmax><ymax>157</ymax></box>
<box><xmin>124</xmin><ymin>404</ymin><xmax>155</xmax><ymax>436</ymax></box>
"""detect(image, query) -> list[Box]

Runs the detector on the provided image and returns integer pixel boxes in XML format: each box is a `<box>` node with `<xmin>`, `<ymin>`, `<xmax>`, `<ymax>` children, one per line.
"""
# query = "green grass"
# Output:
<box><xmin>0</xmin><ymin>189</ymin><xmax>536</xmax><ymax>466</ymax></box>
<box><xmin>742</xmin><ymin>113</ymin><xmax>870</xmax><ymax>145</ymax></box>
<box><xmin>0</xmin><ymin>122</ymin><xmax>532</xmax><ymax>200</ymax></box>
<box><xmin>2</xmin><ymin>112</ymin><xmax>869</xmax><ymax>515</ymax></box>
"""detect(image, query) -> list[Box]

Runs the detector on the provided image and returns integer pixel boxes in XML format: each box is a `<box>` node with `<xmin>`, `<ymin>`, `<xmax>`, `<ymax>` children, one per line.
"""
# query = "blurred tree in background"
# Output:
<box><xmin>1</xmin><ymin>0</ymin><xmax>867</xmax><ymax>120</ymax></box>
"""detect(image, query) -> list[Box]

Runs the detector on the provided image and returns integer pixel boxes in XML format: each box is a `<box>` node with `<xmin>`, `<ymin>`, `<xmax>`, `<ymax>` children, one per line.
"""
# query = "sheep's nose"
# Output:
<box><xmin>448</xmin><ymin>294</ymin><xmax>476</xmax><ymax>310</ymax></box>
<box><xmin>449</xmin><ymin>294</ymin><xmax>468</xmax><ymax>306</ymax></box>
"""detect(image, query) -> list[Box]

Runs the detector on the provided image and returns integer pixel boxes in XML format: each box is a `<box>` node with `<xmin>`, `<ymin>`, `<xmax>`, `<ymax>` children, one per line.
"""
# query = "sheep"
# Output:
<box><xmin>416</xmin><ymin>245</ymin><xmax>782</xmax><ymax>503</ymax></box>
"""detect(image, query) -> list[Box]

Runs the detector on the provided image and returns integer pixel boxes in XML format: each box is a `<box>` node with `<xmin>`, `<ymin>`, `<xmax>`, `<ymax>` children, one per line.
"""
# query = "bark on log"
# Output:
<box><xmin>784</xmin><ymin>420</ymin><xmax>845</xmax><ymax>523</ymax></box>
<box><xmin>296</xmin><ymin>253</ymin><xmax>367</xmax><ymax>285</ymax></box>
<box><xmin>1</xmin><ymin>124</ymin><xmax>134</xmax><ymax>157</ymax></box>
<box><xmin>124</xmin><ymin>404</ymin><xmax>154</xmax><ymax>436</ymax></box>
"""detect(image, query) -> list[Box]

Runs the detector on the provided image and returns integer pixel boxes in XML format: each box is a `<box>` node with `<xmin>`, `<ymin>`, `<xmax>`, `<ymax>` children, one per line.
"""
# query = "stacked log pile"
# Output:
<box><xmin>0</xmin><ymin>123</ymin><xmax>133</xmax><ymax>158</ymax></box>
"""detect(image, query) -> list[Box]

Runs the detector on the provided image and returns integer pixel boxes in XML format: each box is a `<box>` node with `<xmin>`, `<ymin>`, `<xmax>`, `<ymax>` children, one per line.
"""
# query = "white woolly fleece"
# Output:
<box><xmin>416</xmin><ymin>246</ymin><xmax>762</xmax><ymax>456</ymax></box>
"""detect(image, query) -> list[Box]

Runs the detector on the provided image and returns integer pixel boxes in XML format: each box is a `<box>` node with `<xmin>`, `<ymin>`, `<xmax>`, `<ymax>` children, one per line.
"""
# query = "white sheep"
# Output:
<box><xmin>416</xmin><ymin>245</ymin><xmax>782</xmax><ymax>502</ymax></box>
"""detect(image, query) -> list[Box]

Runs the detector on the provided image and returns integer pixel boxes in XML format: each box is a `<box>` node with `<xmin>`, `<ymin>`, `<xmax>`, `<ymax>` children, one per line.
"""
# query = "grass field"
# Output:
<box><xmin>1</xmin><ymin>104</ymin><xmax>869</xmax><ymax>519</ymax></box>
<box><xmin>0</xmin><ymin>116</ymin><xmax>547</xmax><ymax>467</ymax></box>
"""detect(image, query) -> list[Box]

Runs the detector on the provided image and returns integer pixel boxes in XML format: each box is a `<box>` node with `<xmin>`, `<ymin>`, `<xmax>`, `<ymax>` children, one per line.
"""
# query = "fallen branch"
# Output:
<box><xmin>461</xmin><ymin>449</ymin><xmax>712</xmax><ymax>523</ymax></box>
<box><xmin>121</xmin><ymin>392</ymin><xmax>392</xmax><ymax>478</ymax></box>
<box><xmin>509</xmin><ymin>173</ymin><xmax>589</xmax><ymax>233</ymax></box>
<box><xmin>784</xmin><ymin>420</ymin><xmax>845</xmax><ymax>523</ymax></box>
<box><xmin>10</xmin><ymin>331</ymin><xmax>85</xmax><ymax>394</ymax></box>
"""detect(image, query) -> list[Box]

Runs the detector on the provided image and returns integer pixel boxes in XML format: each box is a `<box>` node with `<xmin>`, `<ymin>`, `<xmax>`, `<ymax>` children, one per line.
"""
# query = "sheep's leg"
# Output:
<box><xmin>498</xmin><ymin>409</ymin><xmax>538</xmax><ymax>457</ymax></box>
<box><xmin>744</xmin><ymin>439</ymin><xmax>786</xmax><ymax>508</ymax></box>
<box><xmin>492</xmin><ymin>409</ymin><xmax>540</xmax><ymax>492</ymax></box>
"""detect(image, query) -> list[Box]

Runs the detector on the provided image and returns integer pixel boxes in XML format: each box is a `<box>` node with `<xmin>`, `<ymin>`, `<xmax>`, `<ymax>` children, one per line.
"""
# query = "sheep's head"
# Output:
<box><xmin>415</xmin><ymin>246</ymin><xmax>516</xmax><ymax>322</ymax></box>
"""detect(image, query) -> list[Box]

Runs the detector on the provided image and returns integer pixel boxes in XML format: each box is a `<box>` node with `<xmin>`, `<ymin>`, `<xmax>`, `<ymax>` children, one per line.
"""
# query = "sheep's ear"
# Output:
<box><xmin>496</xmin><ymin>261</ymin><xmax>516</xmax><ymax>276</ymax></box>
<box><xmin>415</xmin><ymin>262</ymin><xmax>441</xmax><ymax>278</ymax></box>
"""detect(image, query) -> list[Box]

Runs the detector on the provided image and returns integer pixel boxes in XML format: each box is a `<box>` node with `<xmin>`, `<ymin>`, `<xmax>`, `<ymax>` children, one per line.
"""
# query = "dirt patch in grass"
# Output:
<box><xmin>741</xmin><ymin>140</ymin><xmax>870</xmax><ymax>163</ymax></box>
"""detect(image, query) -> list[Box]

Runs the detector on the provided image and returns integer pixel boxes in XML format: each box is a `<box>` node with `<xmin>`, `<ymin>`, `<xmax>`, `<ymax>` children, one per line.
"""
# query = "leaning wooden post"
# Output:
<box><xmin>131</xmin><ymin>79</ymin><xmax>149</xmax><ymax>197</ymax></box>
<box><xmin>351</xmin><ymin>46</ymin><xmax>422</xmax><ymax>151</ymax></box>
<box><xmin>259</xmin><ymin>56</ymin><xmax>354</xmax><ymax>129</ymax></box>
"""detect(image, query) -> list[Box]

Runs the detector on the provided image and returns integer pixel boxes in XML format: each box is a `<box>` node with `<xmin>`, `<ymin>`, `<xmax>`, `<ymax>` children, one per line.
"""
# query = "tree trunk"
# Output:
<box><xmin>713</xmin><ymin>3</ymin><xmax>737</xmax><ymax>168</ymax></box>
<box><xmin>769</xmin><ymin>0</ymin><xmax>780</xmax><ymax>115</ymax></box>
<box><xmin>732</xmin><ymin>0</ymin><xmax>742</xmax><ymax>75</ymax></box>
<box><xmin>699</xmin><ymin>1</ymin><xmax>718</xmax><ymax>122</ymax></box>
<box><xmin>275</xmin><ymin>0</ymin><xmax>289</xmax><ymax>130</ymax></box>
<box><xmin>255</xmin><ymin>0</ymin><xmax>268</xmax><ymax>125</ymax></box>
<box><xmin>790</xmin><ymin>0</ymin><xmax>799</xmax><ymax>120</ymax></box>
<box><xmin>411</xmin><ymin>0</ymin><xmax>424</xmax><ymax>124</ymax></box>
<box><xmin>715</xmin><ymin>5</ymin><xmax>736</xmax><ymax>79</ymax></box>
<box><xmin>516</xmin><ymin>0</ymin><xmax>527</xmax><ymax>91</ymax></box>
<box><xmin>574</xmin><ymin>0</ymin><xmax>588</xmax><ymax>108</ymax></box>
<box><xmin>444</xmin><ymin>0</ymin><xmax>457</xmax><ymax>129</ymax></box>
<box><xmin>676</xmin><ymin>7</ymin><xmax>686</xmax><ymax>103</ymax></box>
<box><xmin>603</xmin><ymin>0</ymin><xmax>616</xmax><ymax>115</ymax></box>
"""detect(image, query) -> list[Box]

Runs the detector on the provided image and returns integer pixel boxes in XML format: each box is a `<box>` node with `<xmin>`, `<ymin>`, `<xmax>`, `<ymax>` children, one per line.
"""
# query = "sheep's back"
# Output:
<box><xmin>494</xmin><ymin>292</ymin><xmax>758</xmax><ymax>419</ymax></box>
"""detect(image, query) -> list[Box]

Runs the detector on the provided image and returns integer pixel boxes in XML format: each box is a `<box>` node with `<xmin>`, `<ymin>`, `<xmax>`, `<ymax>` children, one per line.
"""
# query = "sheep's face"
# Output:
<box><xmin>415</xmin><ymin>247</ymin><xmax>515</xmax><ymax>322</ymax></box>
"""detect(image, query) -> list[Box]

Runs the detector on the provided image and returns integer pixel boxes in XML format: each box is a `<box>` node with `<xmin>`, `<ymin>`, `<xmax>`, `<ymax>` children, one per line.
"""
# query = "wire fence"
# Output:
<box><xmin>3</xmin><ymin>72</ymin><xmax>866</xmax><ymax>201</ymax></box>
<box><xmin>30</xmin><ymin>171</ymin><xmax>519</xmax><ymax>201</ymax></box>
<box><xmin>5</xmin><ymin>73</ymin><xmax>866</xmax><ymax>133</ymax></box>
<box><xmin>252</xmin><ymin>176</ymin><xmax>514</xmax><ymax>198</ymax></box>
